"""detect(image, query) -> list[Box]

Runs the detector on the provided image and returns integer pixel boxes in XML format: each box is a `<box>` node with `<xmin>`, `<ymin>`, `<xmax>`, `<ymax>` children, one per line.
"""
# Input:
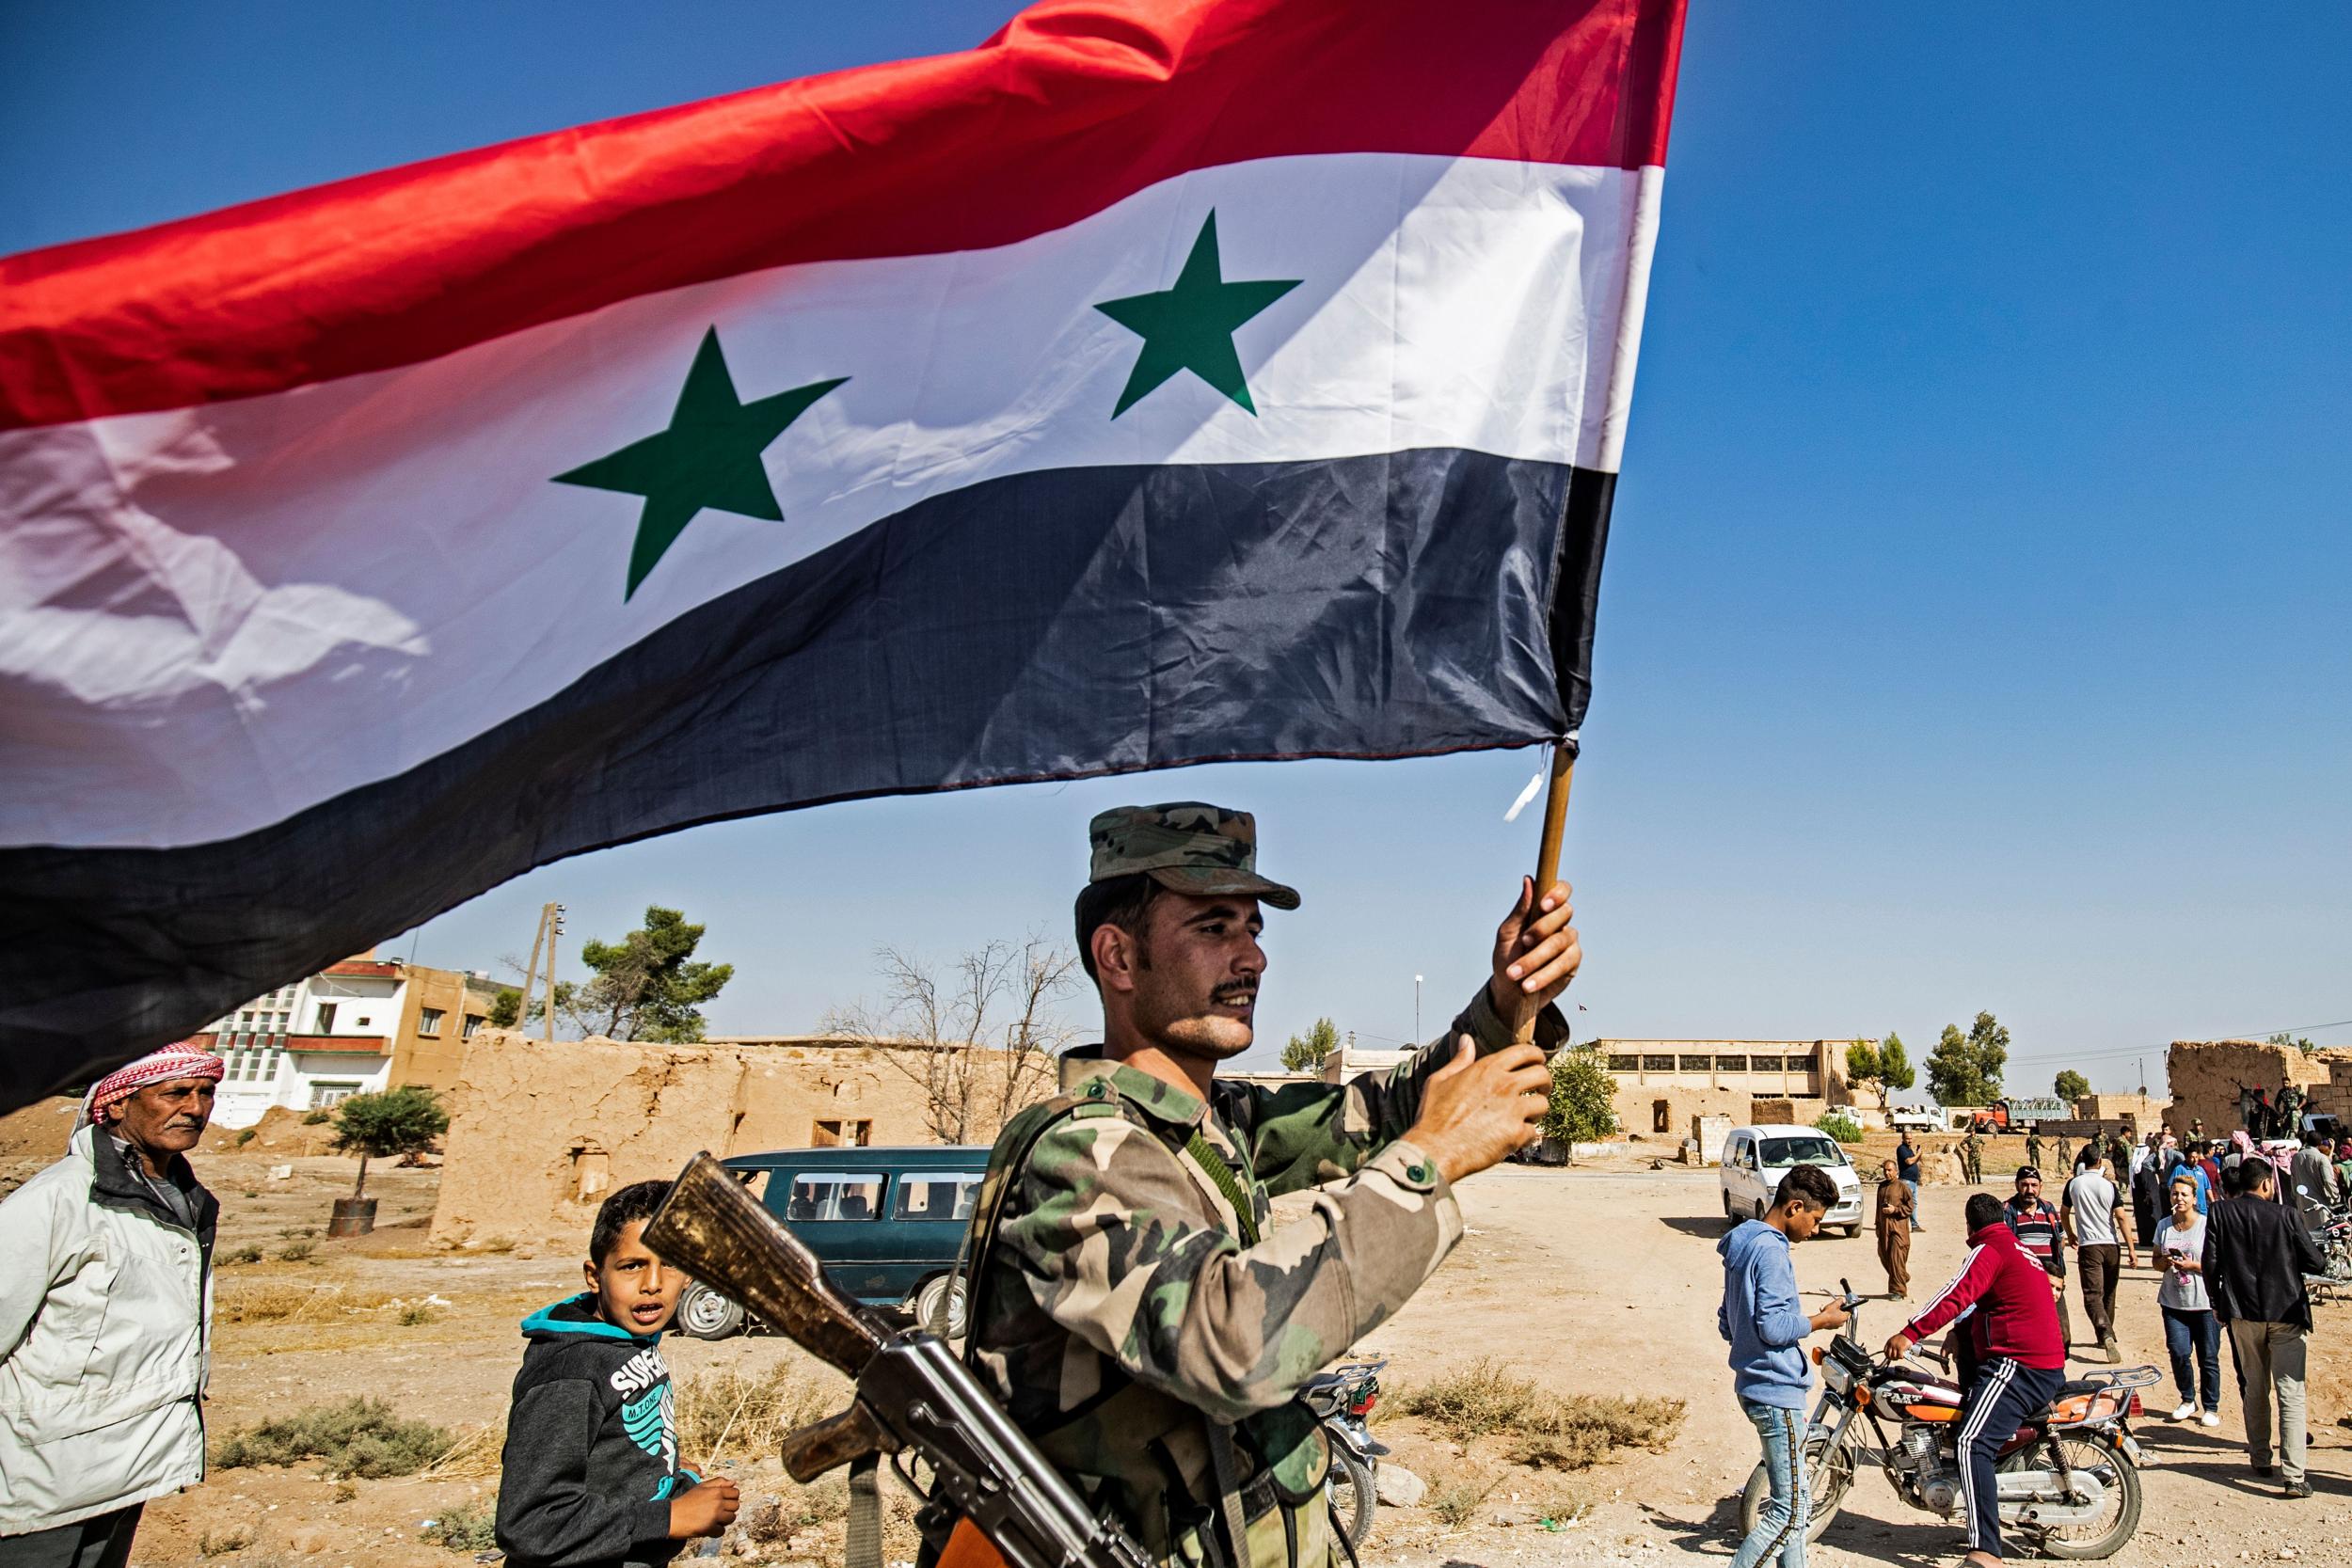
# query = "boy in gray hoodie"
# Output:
<box><xmin>1718</xmin><ymin>1164</ymin><xmax>1847</xmax><ymax>1568</ymax></box>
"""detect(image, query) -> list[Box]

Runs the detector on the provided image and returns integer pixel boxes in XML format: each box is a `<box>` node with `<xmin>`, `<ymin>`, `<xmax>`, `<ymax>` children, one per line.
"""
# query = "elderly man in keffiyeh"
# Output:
<box><xmin>1</xmin><ymin>1042</ymin><xmax>226</xmax><ymax>1568</ymax></box>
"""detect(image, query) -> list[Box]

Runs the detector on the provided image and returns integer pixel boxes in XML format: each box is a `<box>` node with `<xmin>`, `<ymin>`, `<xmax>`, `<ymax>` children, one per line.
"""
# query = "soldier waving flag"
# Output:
<box><xmin>960</xmin><ymin>804</ymin><xmax>1581</xmax><ymax>1568</ymax></box>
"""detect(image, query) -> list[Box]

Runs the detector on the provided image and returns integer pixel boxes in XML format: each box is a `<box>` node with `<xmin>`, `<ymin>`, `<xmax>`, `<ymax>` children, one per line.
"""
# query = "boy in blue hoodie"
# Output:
<box><xmin>1718</xmin><ymin>1164</ymin><xmax>1847</xmax><ymax>1568</ymax></box>
<box><xmin>497</xmin><ymin>1180</ymin><xmax>741</xmax><ymax>1568</ymax></box>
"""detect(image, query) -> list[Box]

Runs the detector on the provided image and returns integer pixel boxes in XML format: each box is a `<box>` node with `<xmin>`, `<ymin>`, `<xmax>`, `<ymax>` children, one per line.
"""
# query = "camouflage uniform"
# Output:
<box><xmin>1961</xmin><ymin>1133</ymin><xmax>1983</xmax><ymax>1183</ymax></box>
<box><xmin>963</xmin><ymin>804</ymin><xmax>1563</xmax><ymax>1568</ymax></box>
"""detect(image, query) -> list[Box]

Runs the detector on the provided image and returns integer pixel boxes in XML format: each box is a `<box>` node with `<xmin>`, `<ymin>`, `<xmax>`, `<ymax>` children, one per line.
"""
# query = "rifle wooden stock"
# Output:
<box><xmin>777</xmin><ymin>1402</ymin><xmax>898</xmax><ymax>1482</ymax></box>
<box><xmin>643</xmin><ymin>1151</ymin><xmax>883</xmax><ymax>1376</ymax></box>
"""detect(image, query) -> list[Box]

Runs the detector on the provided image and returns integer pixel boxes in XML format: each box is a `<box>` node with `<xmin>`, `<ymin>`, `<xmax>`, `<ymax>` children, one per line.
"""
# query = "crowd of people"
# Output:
<box><xmin>1730</xmin><ymin>1117</ymin><xmax>2342</xmax><ymax>1568</ymax></box>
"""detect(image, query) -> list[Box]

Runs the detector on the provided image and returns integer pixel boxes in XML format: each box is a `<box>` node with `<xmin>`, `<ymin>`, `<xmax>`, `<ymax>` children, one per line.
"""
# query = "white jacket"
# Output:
<box><xmin>0</xmin><ymin>1125</ymin><xmax>216</xmax><ymax>1532</ymax></box>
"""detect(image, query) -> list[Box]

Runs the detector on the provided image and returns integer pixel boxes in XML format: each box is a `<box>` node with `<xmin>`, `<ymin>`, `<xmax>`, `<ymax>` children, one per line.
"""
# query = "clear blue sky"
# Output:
<box><xmin>8</xmin><ymin>4</ymin><xmax>2347</xmax><ymax>1091</ymax></box>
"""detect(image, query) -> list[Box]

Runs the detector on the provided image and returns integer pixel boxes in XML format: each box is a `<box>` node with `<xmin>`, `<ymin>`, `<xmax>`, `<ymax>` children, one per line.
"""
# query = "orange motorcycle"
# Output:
<box><xmin>1740</xmin><ymin>1280</ymin><xmax>2153</xmax><ymax>1560</ymax></box>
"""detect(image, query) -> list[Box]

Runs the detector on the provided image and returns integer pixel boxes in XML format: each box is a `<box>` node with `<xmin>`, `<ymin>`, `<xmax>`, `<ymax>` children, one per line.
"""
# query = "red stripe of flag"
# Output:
<box><xmin>0</xmin><ymin>0</ymin><xmax>1681</xmax><ymax>433</ymax></box>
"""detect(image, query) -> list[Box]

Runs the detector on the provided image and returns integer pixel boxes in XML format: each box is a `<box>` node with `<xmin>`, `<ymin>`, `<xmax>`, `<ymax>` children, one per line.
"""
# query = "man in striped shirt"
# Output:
<box><xmin>1884</xmin><ymin>1193</ymin><xmax>2067</xmax><ymax>1566</ymax></box>
<box><xmin>2002</xmin><ymin>1166</ymin><xmax>2073</xmax><ymax>1355</ymax></box>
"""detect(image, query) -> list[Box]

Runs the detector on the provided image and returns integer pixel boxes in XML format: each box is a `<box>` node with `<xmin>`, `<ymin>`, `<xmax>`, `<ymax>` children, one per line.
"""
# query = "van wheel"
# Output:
<box><xmin>914</xmin><ymin>1273</ymin><xmax>968</xmax><ymax>1338</ymax></box>
<box><xmin>676</xmin><ymin>1281</ymin><xmax>746</xmax><ymax>1340</ymax></box>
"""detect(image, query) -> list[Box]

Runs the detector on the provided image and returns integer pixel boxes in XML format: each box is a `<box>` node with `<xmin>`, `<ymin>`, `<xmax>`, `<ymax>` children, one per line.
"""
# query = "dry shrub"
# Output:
<box><xmin>745</xmin><ymin>1476</ymin><xmax>852</xmax><ymax>1541</ymax></box>
<box><xmin>423</xmin><ymin>1499</ymin><xmax>500</xmax><ymax>1553</ymax></box>
<box><xmin>1392</xmin><ymin>1359</ymin><xmax>1683</xmax><ymax>1469</ymax></box>
<box><xmin>421</xmin><ymin>1418</ymin><xmax>506</xmax><ymax>1480</ymax></box>
<box><xmin>216</xmin><ymin>1282</ymin><xmax>394</xmax><ymax>1324</ymax></box>
<box><xmin>211</xmin><ymin>1397</ymin><xmax>453</xmax><ymax>1477</ymax></box>
<box><xmin>674</xmin><ymin>1361</ymin><xmax>845</xmax><ymax>1462</ymax></box>
<box><xmin>198</xmin><ymin>1526</ymin><xmax>255</xmax><ymax>1557</ymax></box>
<box><xmin>1505</xmin><ymin>1394</ymin><xmax>1684</xmax><ymax>1470</ymax></box>
<box><xmin>1428</xmin><ymin>1479</ymin><xmax>1496</xmax><ymax>1528</ymax></box>
<box><xmin>1393</xmin><ymin>1359</ymin><xmax>1547</xmax><ymax>1439</ymax></box>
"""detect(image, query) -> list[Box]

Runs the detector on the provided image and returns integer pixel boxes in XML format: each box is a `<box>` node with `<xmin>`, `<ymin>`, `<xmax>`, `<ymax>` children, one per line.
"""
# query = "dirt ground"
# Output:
<box><xmin>5</xmin><ymin>1140</ymin><xmax>2345</xmax><ymax>1568</ymax></box>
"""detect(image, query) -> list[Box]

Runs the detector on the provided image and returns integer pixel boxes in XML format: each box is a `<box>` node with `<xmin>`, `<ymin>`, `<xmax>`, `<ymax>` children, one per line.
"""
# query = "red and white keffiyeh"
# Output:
<box><xmin>82</xmin><ymin>1039</ymin><xmax>225</xmax><ymax>1126</ymax></box>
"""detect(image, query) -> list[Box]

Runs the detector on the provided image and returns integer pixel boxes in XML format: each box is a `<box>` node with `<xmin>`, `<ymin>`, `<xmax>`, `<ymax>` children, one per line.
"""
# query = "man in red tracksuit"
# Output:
<box><xmin>1883</xmin><ymin>1193</ymin><xmax>2067</xmax><ymax>1567</ymax></box>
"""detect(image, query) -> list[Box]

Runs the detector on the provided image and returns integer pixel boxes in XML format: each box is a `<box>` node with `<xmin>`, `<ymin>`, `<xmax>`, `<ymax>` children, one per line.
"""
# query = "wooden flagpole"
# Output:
<box><xmin>1514</xmin><ymin>741</ymin><xmax>1576</xmax><ymax>1045</ymax></box>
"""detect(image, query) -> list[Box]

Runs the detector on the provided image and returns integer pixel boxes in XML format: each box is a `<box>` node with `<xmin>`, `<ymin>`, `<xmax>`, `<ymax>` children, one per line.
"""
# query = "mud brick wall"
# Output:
<box><xmin>2162</xmin><ymin>1040</ymin><xmax>2344</xmax><ymax>1135</ymax></box>
<box><xmin>429</xmin><ymin>1033</ymin><xmax>1016</xmax><ymax>1244</ymax></box>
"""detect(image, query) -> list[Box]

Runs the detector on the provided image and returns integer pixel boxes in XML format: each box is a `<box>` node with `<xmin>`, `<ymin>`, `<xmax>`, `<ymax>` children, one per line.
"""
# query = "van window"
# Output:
<box><xmin>783</xmin><ymin>1173</ymin><xmax>887</xmax><ymax>1221</ymax></box>
<box><xmin>893</xmin><ymin>1173</ymin><xmax>984</xmax><ymax>1222</ymax></box>
<box><xmin>1758</xmin><ymin>1135</ymin><xmax>1845</xmax><ymax>1169</ymax></box>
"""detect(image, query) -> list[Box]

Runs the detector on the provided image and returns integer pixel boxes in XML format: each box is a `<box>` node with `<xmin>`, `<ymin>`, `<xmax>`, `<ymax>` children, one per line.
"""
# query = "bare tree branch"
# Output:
<box><xmin>821</xmin><ymin>935</ymin><xmax>1080</xmax><ymax>1143</ymax></box>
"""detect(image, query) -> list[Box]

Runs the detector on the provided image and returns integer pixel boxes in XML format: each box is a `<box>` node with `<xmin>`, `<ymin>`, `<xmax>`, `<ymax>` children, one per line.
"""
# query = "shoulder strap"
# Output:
<box><xmin>957</xmin><ymin>1095</ymin><xmax>1092</xmax><ymax>1364</ymax></box>
<box><xmin>1183</xmin><ymin>1129</ymin><xmax>1262</xmax><ymax>1247</ymax></box>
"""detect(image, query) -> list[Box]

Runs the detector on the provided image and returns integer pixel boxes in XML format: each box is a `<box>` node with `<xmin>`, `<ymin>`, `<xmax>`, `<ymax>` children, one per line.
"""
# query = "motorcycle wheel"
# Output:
<box><xmin>2006</xmin><ymin>1435</ymin><xmax>2141</xmax><ymax>1560</ymax></box>
<box><xmin>1737</xmin><ymin>1433</ymin><xmax>1852</xmax><ymax>1545</ymax></box>
<box><xmin>1325</xmin><ymin>1440</ymin><xmax>1375</xmax><ymax>1553</ymax></box>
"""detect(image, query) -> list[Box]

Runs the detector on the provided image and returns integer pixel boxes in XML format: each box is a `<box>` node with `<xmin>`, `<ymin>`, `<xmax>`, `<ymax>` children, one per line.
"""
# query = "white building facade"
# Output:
<box><xmin>206</xmin><ymin>959</ymin><xmax>457</xmax><ymax>1127</ymax></box>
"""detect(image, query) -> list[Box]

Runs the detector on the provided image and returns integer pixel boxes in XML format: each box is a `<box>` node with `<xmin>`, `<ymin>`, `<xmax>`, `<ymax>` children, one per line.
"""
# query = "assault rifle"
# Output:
<box><xmin>644</xmin><ymin>1153</ymin><xmax>1151</xmax><ymax>1568</ymax></box>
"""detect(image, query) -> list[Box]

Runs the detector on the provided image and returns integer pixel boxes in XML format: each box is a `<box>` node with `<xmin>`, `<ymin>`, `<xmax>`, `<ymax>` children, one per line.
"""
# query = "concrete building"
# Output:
<box><xmin>197</xmin><ymin>953</ymin><xmax>501</xmax><ymax>1126</ymax></box>
<box><xmin>1599</xmin><ymin>1039</ymin><xmax>1854</xmax><ymax>1135</ymax></box>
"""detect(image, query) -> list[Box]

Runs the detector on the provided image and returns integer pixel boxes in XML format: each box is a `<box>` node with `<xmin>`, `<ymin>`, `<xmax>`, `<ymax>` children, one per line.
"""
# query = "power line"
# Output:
<box><xmin>2007</xmin><ymin>1016</ymin><xmax>2352</xmax><ymax>1067</ymax></box>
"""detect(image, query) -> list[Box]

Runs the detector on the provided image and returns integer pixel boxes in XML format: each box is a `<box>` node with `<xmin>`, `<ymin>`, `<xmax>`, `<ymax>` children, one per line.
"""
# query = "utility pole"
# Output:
<box><xmin>517</xmin><ymin>902</ymin><xmax>565</xmax><ymax>1043</ymax></box>
<box><xmin>1414</xmin><ymin>974</ymin><xmax>1423</xmax><ymax>1042</ymax></box>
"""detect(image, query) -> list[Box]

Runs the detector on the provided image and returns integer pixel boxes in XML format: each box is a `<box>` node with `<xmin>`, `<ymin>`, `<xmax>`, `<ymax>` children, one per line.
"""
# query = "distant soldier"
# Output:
<box><xmin>1961</xmin><ymin>1132</ymin><xmax>1985</xmax><ymax>1184</ymax></box>
<box><xmin>962</xmin><ymin>803</ymin><xmax>1578</xmax><ymax>1568</ymax></box>
<box><xmin>2025</xmin><ymin>1129</ymin><xmax>2044</xmax><ymax>1172</ymax></box>
<box><xmin>2056</xmin><ymin>1133</ymin><xmax>2074</xmax><ymax>1174</ymax></box>
<box><xmin>2276</xmin><ymin>1083</ymin><xmax>2304</xmax><ymax>1140</ymax></box>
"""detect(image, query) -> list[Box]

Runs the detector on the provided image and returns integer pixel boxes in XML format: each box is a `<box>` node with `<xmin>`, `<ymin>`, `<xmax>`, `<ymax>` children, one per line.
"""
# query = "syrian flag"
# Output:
<box><xmin>0</xmin><ymin>0</ymin><xmax>1684</xmax><ymax>1107</ymax></box>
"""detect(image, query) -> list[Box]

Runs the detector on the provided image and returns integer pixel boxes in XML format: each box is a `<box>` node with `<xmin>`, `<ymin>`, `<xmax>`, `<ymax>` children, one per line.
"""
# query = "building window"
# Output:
<box><xmin>812</xmin><ymin>1118</ymin><xmax>874</xmax><ymax>1148</ymax></box>
<box><xmin>462</xmin><ymin>1013</ymin><xmax>485</xmax><ymax>1039</ymax></box>
<box><xmin>1751</xmin><ymin>1054</ymin><xmax>1783</xmax><ymax>1071</ymax></box>
<box><xmin>1607</xmin><ymin>1054</ymin><xmax>1639</xmax><ymax>1072</ymax></box>
<box><xmin>309</xmin><ymin>1080</ymin><xmax>363</xmax><ymax>1108</ymax></box>
<box><xmin>418</xmin><ymin>1007</ymin><xmax>445</xmax><ymax>1037</ymax></box>
<box><xmin>314</xmin><ymin>1002</ymin><xmax>339</xmax><ymax>1034</ymax></box>
<box><xmin>1717</xmin><ymin>1055</ymin><xmax>1749</xmax><ymax>1072</ymax></box>
<box><xmin>1678</xmin><ymin>1054</ymin><xmax>1710</xmax><ymax>1072</ymax></box>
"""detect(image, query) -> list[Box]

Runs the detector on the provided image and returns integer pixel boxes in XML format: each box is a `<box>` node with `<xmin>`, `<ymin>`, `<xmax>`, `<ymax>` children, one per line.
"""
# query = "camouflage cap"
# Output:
<box><xmin>1087</xmin><ymin>802</ymin><xmax>1301</xmax><ymax>910</ymax></box>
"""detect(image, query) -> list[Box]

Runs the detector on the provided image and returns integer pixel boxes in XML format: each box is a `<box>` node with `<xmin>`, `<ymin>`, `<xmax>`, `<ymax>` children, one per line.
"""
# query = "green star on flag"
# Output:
<box><xmin>1094</xmin><ymin>212</ymin><xmax>1300</xmax><ymax>418</ymax></box>
<box><xmin>553</xmin><ymin>327</ymin><xmax>846</xmax><ymax>599</ymax></box>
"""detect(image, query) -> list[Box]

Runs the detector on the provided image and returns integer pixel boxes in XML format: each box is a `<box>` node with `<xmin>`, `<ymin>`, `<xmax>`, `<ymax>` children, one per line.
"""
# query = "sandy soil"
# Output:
<box><xmin>5</xmin><ymin>1142</ymin><xmax>2344</xmax><ymax>1568</ymax></box>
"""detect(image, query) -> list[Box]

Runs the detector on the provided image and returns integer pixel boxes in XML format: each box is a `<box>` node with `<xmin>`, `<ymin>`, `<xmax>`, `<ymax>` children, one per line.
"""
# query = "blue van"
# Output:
<box><xmin>673</xmin><ymin>1145</ymin><xmax>989</xmax><ymax>1339</ymax></box>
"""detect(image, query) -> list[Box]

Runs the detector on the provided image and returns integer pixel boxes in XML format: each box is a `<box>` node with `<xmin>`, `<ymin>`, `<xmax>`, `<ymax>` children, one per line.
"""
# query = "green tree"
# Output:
<box><xmin>578</xmin><ymin>906</ymin><xmax>734</xmax><ymax>1041</ymax></box>
<box><xmin>486</xmin><ymin>988</ymin><xmax>522</xmax><ymax>1029</ymax></box>
<box><xmin>330</xmin><ymin>1086</ymin><xmax>449</xmax><ymax>1203</ymax></box>
<box><xmin>1815</xmin><ymin>1109</ymin><xmax>1865</xmax><ymax>1145</ymax></box>
<box><xmin>1926</xmin><ymin>1012</ymin><xmax>2009</xmax><ymax>1107</ymax></box>
<box><xmin>1879</xmin><ymin>1033</ymin><xmax>1915</xmax><ymax>1094</ymax></box>
<box><xmin>1845</xmin><ymin>1038</ymin><xmax>1883</xmax><ymax>1107</ymax></box>
<box><xmin>1282</xmin><ymin>1018</ymin><xmax>1341</xmax><ymax>1073</ymax></box>
<box><xmin>2053</xmin><ymin>1069</ymin><xmax>2090</xmax><ymax>1101</ymax></box>
<box><xmin>2266</xmin><ymin>1031</ymin><xmax>2318</xmax><ymax>1055</ymax></box>
<box><xmin>1542</xmin><ymin>1046</ymin><xmax>1618</xmax><ymax>1163</ymax></box>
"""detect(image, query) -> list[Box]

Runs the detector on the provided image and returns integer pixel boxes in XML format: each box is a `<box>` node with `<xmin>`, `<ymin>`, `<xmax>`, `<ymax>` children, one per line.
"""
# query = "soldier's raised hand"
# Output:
<box><xmin>1406</xmin><ymin>1036</ymin><xmax>1551</xmax><ymax>1183</ymax></box>
<box><xmin>1489</xmin><ymin>877</ymin><xmax>1580</xmax><ymax>1020</ymax></box>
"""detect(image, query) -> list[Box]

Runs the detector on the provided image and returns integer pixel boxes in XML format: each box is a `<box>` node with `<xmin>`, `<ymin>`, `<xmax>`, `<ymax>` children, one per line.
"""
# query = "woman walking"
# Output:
<box><xmin>2153</xmin><ymin>1172</ymin><xmax>2221</xmax><ymax>1426</ymax></box>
